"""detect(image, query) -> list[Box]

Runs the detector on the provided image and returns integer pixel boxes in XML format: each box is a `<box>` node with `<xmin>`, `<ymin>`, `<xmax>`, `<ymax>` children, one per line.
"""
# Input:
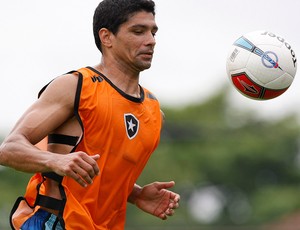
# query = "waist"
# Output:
<box><xmin>42</xmin><ymin>179</ymin><xmax>62</xmax><ymax>216</ymax></box>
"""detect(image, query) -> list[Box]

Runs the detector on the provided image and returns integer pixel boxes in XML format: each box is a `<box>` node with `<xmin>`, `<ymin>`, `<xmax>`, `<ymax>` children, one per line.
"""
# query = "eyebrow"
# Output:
<box><xmin>130</xmin><ymin>24</ymin><xmax>159</xmax><ymax>31</ymax></box>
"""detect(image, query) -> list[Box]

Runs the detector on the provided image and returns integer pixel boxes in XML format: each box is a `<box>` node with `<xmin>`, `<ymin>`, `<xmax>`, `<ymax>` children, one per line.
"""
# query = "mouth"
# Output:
<box><xmin>140</xmin><ymin>51</ymin><xmax>154</xmax><ymax>59</ymax></box>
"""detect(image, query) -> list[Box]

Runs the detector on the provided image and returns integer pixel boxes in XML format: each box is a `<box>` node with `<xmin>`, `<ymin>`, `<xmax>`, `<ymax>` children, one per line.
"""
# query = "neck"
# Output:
<box><xmin>93</xmin><ymin>61</ymin><xmax>141</xmax><ymax>98</ymax></box>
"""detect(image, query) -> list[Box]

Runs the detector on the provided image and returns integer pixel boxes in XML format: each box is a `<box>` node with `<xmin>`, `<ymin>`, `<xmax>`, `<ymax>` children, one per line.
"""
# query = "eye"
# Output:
<box><xmin>132</xmin><ymin>29</ymin><xmax>144</xmax><ymax>35</ymax></box>
<box><xmin>152</xmin><ymin>28</ymin><xmax>158</xmax><ymax>37</ymax></box>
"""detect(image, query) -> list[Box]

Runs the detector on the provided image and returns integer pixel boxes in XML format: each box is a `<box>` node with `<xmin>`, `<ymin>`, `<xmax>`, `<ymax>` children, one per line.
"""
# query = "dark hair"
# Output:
<box><xmin>93</xmin><ymin>0</ymin><xmax>156</xmax><ymax>53</ymax></box>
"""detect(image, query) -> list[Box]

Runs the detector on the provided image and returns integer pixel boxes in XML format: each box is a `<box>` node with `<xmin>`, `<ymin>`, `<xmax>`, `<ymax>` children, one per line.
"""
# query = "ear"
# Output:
<box><xmin>99</xmin><ymin>28</ymin><xmax>113</xmax><ymax>49</ymax></box>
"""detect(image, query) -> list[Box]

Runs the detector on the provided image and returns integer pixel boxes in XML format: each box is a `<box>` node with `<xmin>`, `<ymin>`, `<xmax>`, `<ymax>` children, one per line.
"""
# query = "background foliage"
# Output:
<box><xmin>1</xmin><ymin>89</ymin><xmax>300</xmax><ymax>229</ymax></box>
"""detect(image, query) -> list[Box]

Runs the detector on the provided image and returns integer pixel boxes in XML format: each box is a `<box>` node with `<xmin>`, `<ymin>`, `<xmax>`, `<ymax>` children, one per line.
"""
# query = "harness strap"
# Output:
<box><xmin>48</xmin><ymin>134</ymin><xmax>79</xmax><ymax>146</ymax></box>
<box><xmin>35</xmin><ymin>194</ymin><xmax>64</xmax><ymax>211</ymax></box>
<box><xmin>42</xmin><ymin>172</ymin><xmax>63</xmax><ymax>183</ymax></box>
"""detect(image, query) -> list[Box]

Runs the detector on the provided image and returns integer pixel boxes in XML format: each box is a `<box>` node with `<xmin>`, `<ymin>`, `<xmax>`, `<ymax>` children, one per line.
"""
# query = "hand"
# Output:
<box><xmin>51</xmin><ymin>152</ymin><xmax>100</xmax><ymax>187</ymax></box>
<box><xmin>135</xmin><ymin>181</ymin><xmax>180</xmax><ymax>220</ymax></box>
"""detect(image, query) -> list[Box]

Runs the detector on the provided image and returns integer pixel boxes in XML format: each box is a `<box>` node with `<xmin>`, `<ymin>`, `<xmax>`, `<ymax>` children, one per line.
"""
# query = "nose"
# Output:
<box><xmin>145</xmin><ymin>31</ymin><xmax>156</xmax><ymax>47</ymax></box>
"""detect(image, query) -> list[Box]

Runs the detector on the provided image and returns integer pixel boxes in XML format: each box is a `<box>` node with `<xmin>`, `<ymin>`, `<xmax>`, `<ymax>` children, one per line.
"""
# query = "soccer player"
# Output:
<box><xmin>0</xmin><ymin>0</ymin><xmax>180</xmax><ymax>229</ymax></box>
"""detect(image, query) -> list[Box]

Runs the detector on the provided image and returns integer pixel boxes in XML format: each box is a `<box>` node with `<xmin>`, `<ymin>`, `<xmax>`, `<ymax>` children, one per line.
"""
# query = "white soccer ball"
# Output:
<box><xmin>226</xmin><ymin>30</ymin><xmax>297</xmax><ymax>100</ymax></box>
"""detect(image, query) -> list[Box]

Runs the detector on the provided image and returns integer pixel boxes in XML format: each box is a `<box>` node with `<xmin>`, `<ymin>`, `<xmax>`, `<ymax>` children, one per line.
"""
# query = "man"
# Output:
<box><xmin>0</xmin><ymin>0</ymin><xmax>180</xmax><ymax>229</ymax></box>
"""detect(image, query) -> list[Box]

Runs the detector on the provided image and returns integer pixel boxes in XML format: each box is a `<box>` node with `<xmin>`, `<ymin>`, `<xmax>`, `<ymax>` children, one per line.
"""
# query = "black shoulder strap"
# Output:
<box><xmin>37</xmin><ymin>70</ymin><xmax>79</xmax><ymax>98</ymax></box>
<box><xmin>38</xmin><ymin>79</ymin><xmax>54</xmax><ymax>98</ymax></box>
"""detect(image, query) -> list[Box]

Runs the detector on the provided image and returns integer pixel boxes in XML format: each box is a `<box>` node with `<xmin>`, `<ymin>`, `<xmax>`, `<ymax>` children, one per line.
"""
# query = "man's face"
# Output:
<box><xmin>111</xmin><ymin>11</ymin><xmax>158</xmax><ymax>72</ymax></box>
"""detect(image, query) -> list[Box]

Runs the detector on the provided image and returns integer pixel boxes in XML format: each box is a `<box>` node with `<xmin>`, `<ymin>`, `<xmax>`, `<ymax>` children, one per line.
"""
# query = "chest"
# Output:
<box><xmin>77</xmin><ymin>80</ymin><xmax>161</xmax><ymax>162</ymax></box>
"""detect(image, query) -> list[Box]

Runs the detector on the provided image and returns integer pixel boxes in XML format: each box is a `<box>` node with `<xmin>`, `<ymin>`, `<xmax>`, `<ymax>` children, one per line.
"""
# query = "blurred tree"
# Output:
<box><xmin>127</xmin><ymin>88</ymin><xmax>300</xmax><ymax>228</ymax></box>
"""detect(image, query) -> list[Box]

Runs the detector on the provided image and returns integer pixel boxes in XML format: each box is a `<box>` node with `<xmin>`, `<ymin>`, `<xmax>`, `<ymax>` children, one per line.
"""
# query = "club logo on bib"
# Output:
<box><xmin>124</xmin><ymin>113</ymin><xmax>139</xmax><ymax>140</ymax></box>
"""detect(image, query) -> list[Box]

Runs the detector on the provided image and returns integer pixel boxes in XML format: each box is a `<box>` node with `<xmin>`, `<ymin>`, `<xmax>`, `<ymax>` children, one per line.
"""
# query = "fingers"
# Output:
<box><xmin>159</xmin><ymin>208</ymin><xmax>175</xmax><ymax>220</ymax></box>
<box><xmin>155</xmin><ymin>181</ymin><xmax>175</xmax><ymax>191</ymax></box>
<box><xmin>91</xmin><ymin>154</ymin><xmax>100</xmax><ymax>161</ymax></box>
<box><xmin>158</xmin><ymin>192</ymin><xmax>180</xmax><ymax>220</ymax></box>
<box><xmin>169</xmin><ymin>192</ymin><xmax>180</xmax><ymax>204</ymax></box>
<box><xmin>159</xmin><ymin>213</ymin><xmax>167</xmax><ymax>220</ymax></box>
<box><xmin>165</xmin><ymin>207</ymin><xmax>175</xmax><ymax>216</ymax></box>
<box><xmin>63</xmin><ymin>152</ymin><xmax>100</xmax><ymax>187</ymax></box>
<box><xmin>85</xmin><ymin>154</ymin><xmax>100</xmax><ymax>176</ymax></box>
<box><xmin>157</xmin><ymin>182</ymin><xmax>180</xmax><ymax>209</ymax></box>
<box><xmin>67</xmin><ymin>169</ymin><xmax>89</xmax><ymax>188</ymax></box>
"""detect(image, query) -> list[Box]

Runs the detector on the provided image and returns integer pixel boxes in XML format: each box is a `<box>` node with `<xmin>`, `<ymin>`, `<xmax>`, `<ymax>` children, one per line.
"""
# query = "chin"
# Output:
<box><xmin>137</xmin><ymin>62</ymin><xmax>152</xmax><ymax>71</ymax></box>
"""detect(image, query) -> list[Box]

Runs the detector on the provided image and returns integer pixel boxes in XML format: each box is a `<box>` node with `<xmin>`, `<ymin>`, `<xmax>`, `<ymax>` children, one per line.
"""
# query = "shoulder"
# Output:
<box><xmin>38</xmin><ymin>72</ymin><xmax>80</xmax><ymax>108</ymax></box>
<box><xmin>40</xmin><ymin>72</ymin><xmax>79</xmax><ymax>94</ymax></box>
<box><xmin>142</xmin><ymin>87</ymin><xmax>159</xmax><ymax>101</ymax></box>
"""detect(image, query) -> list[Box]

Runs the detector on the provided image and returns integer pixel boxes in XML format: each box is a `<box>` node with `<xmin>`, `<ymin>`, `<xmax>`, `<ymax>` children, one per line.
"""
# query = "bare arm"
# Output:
<box><xmin>0</xmin><ymin>74</ymin><xmax>99</xmax><ymax>187</ymax></box>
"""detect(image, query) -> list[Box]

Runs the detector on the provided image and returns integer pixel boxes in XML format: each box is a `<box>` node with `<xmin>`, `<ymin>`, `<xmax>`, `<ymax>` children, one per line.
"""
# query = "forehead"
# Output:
<box><xmin>122</xmin><ymin>11</ymin><xmax>157</xmax><ymax>29</ymax></box>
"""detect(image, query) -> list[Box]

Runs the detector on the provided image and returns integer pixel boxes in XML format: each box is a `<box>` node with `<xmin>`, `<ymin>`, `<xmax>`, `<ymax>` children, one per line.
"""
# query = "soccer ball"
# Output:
<box><xmin>226</xmin><ymin>30</ymin><xmax>297</xmax><ymax>100</ymax></box>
